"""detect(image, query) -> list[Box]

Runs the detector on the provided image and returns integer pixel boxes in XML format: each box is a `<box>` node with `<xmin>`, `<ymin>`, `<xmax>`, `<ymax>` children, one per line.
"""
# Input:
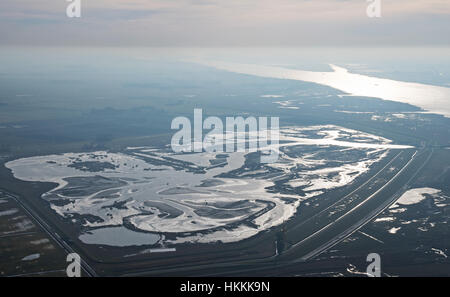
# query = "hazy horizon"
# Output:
<box><xmin>1</xmin><ymin>0</ymin><xmax>449</xmax><ymax>47</ymax></box>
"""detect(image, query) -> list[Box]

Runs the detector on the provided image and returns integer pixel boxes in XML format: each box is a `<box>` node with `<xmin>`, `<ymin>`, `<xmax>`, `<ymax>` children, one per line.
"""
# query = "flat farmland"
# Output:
<box><xmin>0</xmin><ymin>191</ymin><xmax>67</xmax><ymax>277</ymax></box>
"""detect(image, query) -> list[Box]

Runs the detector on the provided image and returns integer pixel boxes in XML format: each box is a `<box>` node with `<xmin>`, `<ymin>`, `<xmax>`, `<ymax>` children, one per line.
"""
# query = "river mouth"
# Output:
<box><xmin>195</xmin><ymin>60</ymin><xmax>450</xmax><ymax>118</ymax></box>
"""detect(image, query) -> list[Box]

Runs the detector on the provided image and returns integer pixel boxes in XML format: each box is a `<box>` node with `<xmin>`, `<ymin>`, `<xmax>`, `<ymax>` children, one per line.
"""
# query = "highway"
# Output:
<box><xmin>295</xmin><ymin>149</ymin><xmax>433</xmax><ymax>262</ymax></box>
<box><xmin>283</xmin><ymin>150</ymin><xmax>404</xmax><ymax>246</ymax></box>
<box><xmin>121</xmin><ymin>148</ymin><xmax>432</xmax><ymax>276</ymax></box>
<box><xmin>1</xmin><ymin>147</ymin><xmax>432</xmax><ymax>277</ymax></box>
<box><xmin>0</xmin><ymin>189</ymin><xmax>97</xmax><ymax>277</ymax></box>
<box><xmin>285</xmin><ymin>150</ymin><xmax>420</xmax><ymax>261</ymax></box>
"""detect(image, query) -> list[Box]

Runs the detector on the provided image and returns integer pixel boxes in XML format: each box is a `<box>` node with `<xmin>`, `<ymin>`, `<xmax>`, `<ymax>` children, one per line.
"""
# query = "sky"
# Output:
<box><xmin>0</xmin><ymin>0</ymin><xmax>449</xmax><ymax>47</ymax></box>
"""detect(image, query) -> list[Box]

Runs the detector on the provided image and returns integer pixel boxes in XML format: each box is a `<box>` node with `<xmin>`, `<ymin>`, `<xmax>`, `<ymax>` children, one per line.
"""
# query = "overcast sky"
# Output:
<box><xmin>0</xmin><ymin>0</ymin><xmax>449</xmax><ymax>46</ymax></box>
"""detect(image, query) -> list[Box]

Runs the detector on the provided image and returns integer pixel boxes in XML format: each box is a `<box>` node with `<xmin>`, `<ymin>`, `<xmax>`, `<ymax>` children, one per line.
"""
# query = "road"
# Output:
<box><xmin>284</xmin><ymin>150</ymin><xmax>420</xmax><ymax>261</ymax></box>
<box><xmin>295</xmin><ymin>148</ymin><xmax>432</xmax><ymax>262</ymax></box>
<box><xmin>121</xmin><ymin>148</ymin><xmax>432</xmax><ymax>276</ymax></box>
<box><xmin>0</xmin><ymin>147</ymin><xmax>432</xmax><ymax>277</ymax></box>
<box><xmin>1</xmin><ymin>190</ymin><xmax>97</xmax><ymax>277</ymax></box>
